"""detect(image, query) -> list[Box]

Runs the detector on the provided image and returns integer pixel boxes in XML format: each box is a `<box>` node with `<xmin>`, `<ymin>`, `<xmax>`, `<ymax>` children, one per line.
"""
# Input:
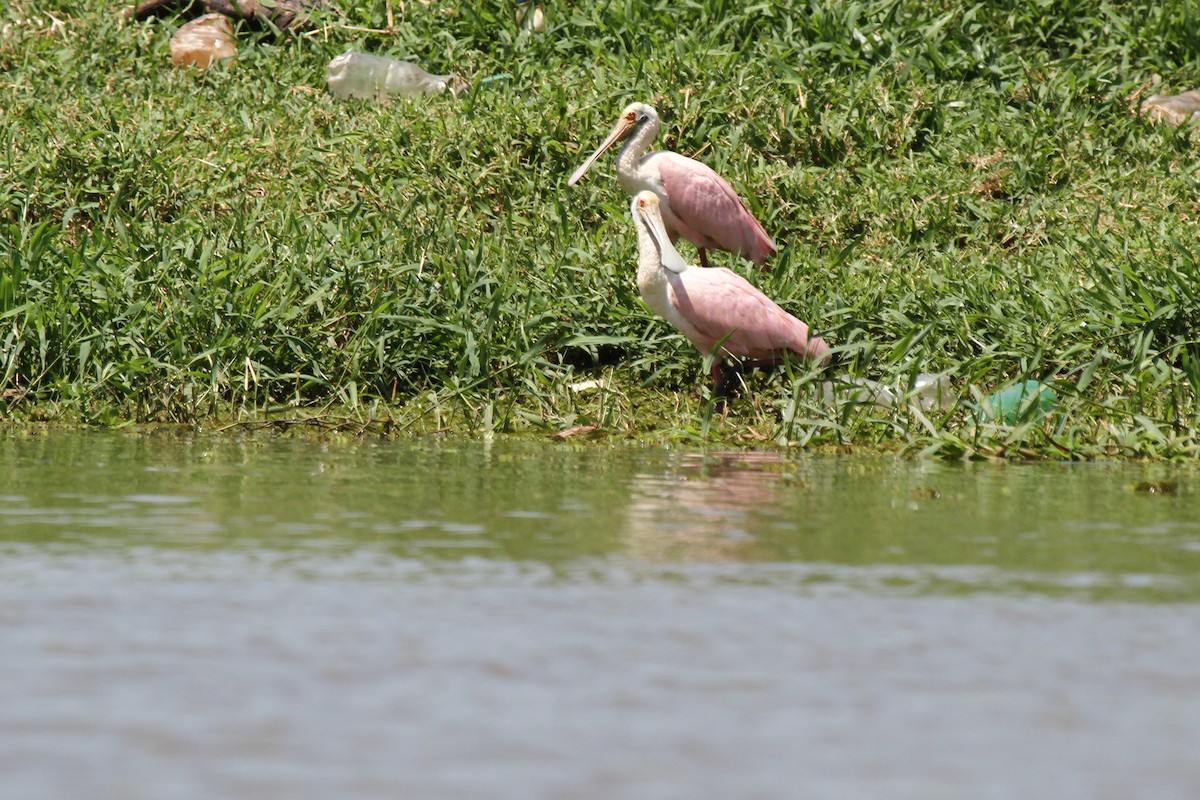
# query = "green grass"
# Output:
<box><xmin>3</xmin><ymin>0</ymin><xmax>1200</xmax><ymax>458</ymax></box>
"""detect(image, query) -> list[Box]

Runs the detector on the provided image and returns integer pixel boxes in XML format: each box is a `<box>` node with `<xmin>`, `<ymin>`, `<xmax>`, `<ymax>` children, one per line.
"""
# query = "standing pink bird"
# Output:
<box><xmin>629</xmin><ymin>191</ymin><xmax>828</xmax><ymax>395</ymax></box>
<box><xmin>569</xmin><ymin>102</ymin><xmax>776</xmax><ymax>269</ymax></box>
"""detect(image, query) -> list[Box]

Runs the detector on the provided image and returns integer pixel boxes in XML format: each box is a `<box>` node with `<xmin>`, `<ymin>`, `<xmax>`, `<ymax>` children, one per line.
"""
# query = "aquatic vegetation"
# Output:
<box><xmin>3</xmin><ymin>0</ymin><xmax>1200</xmax><ymax>458</ymax></box>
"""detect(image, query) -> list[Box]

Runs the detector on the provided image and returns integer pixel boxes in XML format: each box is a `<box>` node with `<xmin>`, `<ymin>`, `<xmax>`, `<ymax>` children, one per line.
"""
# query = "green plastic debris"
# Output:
<box><xmin>977</xmin><ymin>380</ymin><xmax>1057</xmax><ymax>425</ymax></box>
<box><xmin>478</xmin><ymin>73</ymin><xmax>513</xmax><ymax>86</ymax></box>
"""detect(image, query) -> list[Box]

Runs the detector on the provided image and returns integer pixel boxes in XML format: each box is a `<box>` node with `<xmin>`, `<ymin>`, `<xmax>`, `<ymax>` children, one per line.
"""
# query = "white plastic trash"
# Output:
<box><xmin>326</xmin><ymin>52</ymin><xmax>466</xmax><ymax>102</ymax></box>
<box><xmin>823</xmin><ymin>372</ymin><xmax>950</xmax><ymax>411</ymax></box>
<box><xmin>822</xmin><ymin>375</ymin><xmax>896</xmax><ymax>408</ymax></box>
<box><xmin>1141</xmin><ymin>90</ymin><xmax>1200</xmax><ymax>126</ymax></box>
<box><xmin>910</xmin><ymin>373</ymin><xmax>950</xmax><ymax>411</ymax></box>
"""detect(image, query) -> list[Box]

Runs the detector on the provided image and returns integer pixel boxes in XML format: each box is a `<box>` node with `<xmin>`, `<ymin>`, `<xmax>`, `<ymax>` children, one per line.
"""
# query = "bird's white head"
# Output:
<box><xmin>618</xmin><ymin>102</ymin><xmax>658</xmax><ymax>130</ymax></box>
<box><xmin>632</xmin><ymin>191</ymin><xmax>688</xmax><ymax>274</ymax></box>
<box><xmin>568</xmin><ymin>102</ymin><xmax>660</xmax><ymax>186</ymax></box>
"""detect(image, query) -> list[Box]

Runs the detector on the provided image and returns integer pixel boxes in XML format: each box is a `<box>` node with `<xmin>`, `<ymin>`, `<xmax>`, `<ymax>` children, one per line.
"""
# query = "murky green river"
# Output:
<box><xmin>2</xmin><ymin>431</ymin><xmax>1199</xmax><ymax>799</ymax></box>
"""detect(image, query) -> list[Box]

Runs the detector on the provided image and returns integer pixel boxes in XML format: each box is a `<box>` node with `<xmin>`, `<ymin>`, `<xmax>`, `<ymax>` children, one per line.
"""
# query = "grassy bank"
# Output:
<box><xmin>3</xmin><ymin>0</ymin><xmax>1200</xmax><ymax>457</ymax></box>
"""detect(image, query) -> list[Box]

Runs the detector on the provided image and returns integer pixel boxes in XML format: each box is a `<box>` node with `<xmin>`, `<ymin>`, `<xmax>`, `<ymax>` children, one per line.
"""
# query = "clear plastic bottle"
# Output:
<box><xmin>911</xmin><ymin>372</ymin><xmax>949</xmax><ymax>411</ymax></box>
<box><xmin>1141</xmin><ymin>90</ymin><xmax>1200</xmax><ymax>126</ymax></box>
<box><xmin>326</xmin><ymin>52</ymin><xmax>465</xmax><ymax>102</ymax></box>
<box><xmin>821</xmin><ymin>372</ymin><xmax>950</xmax><ymax>411</ymax></box>
<box><xmin>822</xmin><ymin>375</ymin><xmax>896</xmax><ymax>408</ymax></box>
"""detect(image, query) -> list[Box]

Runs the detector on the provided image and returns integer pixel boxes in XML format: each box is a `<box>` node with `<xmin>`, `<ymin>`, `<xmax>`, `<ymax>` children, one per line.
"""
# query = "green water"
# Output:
<box><xmin>3</xmin><ymin>431</ymin><xmax>1196</xmax><ymax>598</ymax></box>
<box><xmin>2</xmin><ymin>431</ymin><xmax>1199</xmax><ymax>799</ymax></box>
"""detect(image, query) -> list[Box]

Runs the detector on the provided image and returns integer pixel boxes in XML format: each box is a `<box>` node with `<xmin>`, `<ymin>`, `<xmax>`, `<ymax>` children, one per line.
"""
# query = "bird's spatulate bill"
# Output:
<box><xmin>567</xmin><ymin>118</ymin><xmax>632</xmax><ymax>186</ymax></box>
<box><xmin>639</xmin><ymin>202</ymin><xmax>689</xmax><ymax>274</ymax></box>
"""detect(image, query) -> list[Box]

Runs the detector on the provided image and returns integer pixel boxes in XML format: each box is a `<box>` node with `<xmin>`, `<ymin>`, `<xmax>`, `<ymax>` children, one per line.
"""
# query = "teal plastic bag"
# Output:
<box><xmin>978</xmin><ymin>380</ymin><xmax>1057</xmax><ymax>424</ymax></box>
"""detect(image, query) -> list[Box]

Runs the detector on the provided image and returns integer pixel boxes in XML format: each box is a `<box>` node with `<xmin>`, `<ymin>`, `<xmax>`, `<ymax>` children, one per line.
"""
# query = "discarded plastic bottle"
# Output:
<box><xmin>326</xmin><ymin>52</ymin><xmax>466</xmax><ymax>102</ymax></box>
<box><xmin>910</xmin><ymin>372</ymin><xmax>950</xmax><ymax>411</ymax></box>
<box><xmin>1141</xmin><ymin>90</ymin><xmax>1200</xmax><ymax>126</ymax></box>
<box><xmin>821</xmin><ymin>375</ymin><xmax>895</xmax><ymax>408</ymax></box>
<box><xmin>821</xmin><ymin>372</ymin><xmax>950</xmax><ymax>411</ymax></box>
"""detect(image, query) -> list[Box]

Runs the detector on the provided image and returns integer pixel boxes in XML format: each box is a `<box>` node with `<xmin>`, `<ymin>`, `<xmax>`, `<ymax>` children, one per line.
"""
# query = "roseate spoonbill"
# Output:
<box><xmin>629</xmin><ymin>191</ymin><xmax>828</xmax><ymax>395</ymax></box>
<box><xmin>569</xmin><ymin>102</ymin><xmax>777</xmax><ymax>269</ymax></box>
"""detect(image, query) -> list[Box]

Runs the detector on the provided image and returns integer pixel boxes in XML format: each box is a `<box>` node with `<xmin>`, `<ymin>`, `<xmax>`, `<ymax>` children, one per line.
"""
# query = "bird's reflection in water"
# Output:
<box><xmin>623</xmin><ymin>450</ymin><xmax>798</xmax><ymax>562</ymax></box>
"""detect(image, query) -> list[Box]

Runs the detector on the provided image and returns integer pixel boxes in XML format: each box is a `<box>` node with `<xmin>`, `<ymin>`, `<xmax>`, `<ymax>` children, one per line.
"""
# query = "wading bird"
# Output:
<box><xmin>569</xmin><ymin>102</ymin><xmax>776</xmax><ymax>269</ymax></box>
<box><xmin>629</xmin><ymin>191</ymin><xmax>828</xmax><ymax>396</ymax></box>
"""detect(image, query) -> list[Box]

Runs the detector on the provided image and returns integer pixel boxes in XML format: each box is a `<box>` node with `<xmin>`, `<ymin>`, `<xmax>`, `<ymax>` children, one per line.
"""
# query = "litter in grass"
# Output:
<box><xmin>823</xmin><ymin>373</ymin><xmax>951</xmax><ymax>412</ymax></box>
<box><xmin>1140</xmin><ymin>90</ymin><xmax>1200</xmax><ymax>126</ymax></box>
<box><xmin>976</xmin><ymin>380</ymin><xmax>1058</xmax><ymax>425</ymax></box>
<box><xmin>568</xmin><ymin>379</ymin><xmax>608</xmax><ymax>394</ymax></box>
<box><xmin>169</xmin><ymin>13</ymin><xmax>236</xmax><ymax>68</ymax></box>
<box><xmin>130</xmin><ymin>0</ymin><xmax>319</xmax><ymax>30</ymax></box>
<box><xmin>516</xmin><ymin>1</ymin><xmax>545</xmax><ymax>33</ymax></box>
<box><xmin>326</xmin><ymin>52</ymin><xmax>466</xmax><ymax>101</ymax></box>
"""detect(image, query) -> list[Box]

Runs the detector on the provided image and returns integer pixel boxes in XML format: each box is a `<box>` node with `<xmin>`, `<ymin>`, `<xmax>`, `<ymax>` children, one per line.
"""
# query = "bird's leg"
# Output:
<box><xmin>710</xmin><ymin>359</ymin><xmax>723</xmax><ymax>386</ymax></box>
<box><xmin>713</xmin><ymin>361</ymin><xmax>744</xmax><ymax>400</ymax></box>
<box><xmin>698</xmin><ymin>247</ymin><xmax>710</xmax><ymax>268</ymax></box>
<box><xmin>743</xmin><ymin>357</ymin><xmax>783</xmax><ymax>373</ymax></box>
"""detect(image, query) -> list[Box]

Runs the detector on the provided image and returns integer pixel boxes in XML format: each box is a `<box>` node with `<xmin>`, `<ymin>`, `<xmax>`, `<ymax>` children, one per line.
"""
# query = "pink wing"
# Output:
<box><xmin>653</xmin><ymin>152</ymin><xmax>776</xmax><ymax>265</ymax></box>
<box><xmin>668</xmin><ymin>268</ymin><xmax>828</xmax><ymax>362</ymax></box>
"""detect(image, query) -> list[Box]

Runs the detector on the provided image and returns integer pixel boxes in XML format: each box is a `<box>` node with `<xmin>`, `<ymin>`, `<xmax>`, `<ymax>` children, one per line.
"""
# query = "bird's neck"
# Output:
<box><xmin>616</xmin><ymin>118</ymin><xmax>658</xmax><ymax>188</ymax></box>
<box><xmin>634</xmin><ymin>220</ymin><xmax>675</xmax><ymax>316</ymax></box>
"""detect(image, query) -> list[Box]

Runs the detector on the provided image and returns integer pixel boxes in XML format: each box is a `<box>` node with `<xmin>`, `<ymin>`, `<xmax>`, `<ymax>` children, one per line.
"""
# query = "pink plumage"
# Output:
<box><xmin>654</xmin><ymin>153</ymin><xmax>777</xmax><ymax>266</ymax></box>
<box><xmin>629</xmin><ymin>191</ymin><xmax>828</xmax><ymax>389</ymax></box>
<box><xmin>665</xmin><ymin>266</ymin><xmax>826</xmax><ymax>363</ymax></box>
<box><xmin>569</xmin><ymin>102</ymin><xmax>777</xmax><ymax>268</ymax></box>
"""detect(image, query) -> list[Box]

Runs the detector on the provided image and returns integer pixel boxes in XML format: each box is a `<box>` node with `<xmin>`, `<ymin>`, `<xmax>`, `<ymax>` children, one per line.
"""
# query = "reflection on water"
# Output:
<box><xmin>625</xmin><ymin>450</ymin><xmax>794</xmax><ymax>561</ymax></box>
<box><xmin>1</xmin><ymin>432</ymin><xmax>1199</xmax><ymax>596</ymax></box>
<box><xmin>622</xmin><ymin>449</ymin><xmax>1200</xmax><ymax>601</ymax></box>
<box><xmin>2</xmin><ymin>432</ymin><xmax>1200</xmax><ymax>800</ymax></box>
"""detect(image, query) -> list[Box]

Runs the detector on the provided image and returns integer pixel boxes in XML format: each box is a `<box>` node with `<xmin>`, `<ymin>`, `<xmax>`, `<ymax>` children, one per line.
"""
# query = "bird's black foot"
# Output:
<box><xmin>714</xmin><ymin>363</ymin><xmax>744</xmax><ymax>401</ymax></box>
